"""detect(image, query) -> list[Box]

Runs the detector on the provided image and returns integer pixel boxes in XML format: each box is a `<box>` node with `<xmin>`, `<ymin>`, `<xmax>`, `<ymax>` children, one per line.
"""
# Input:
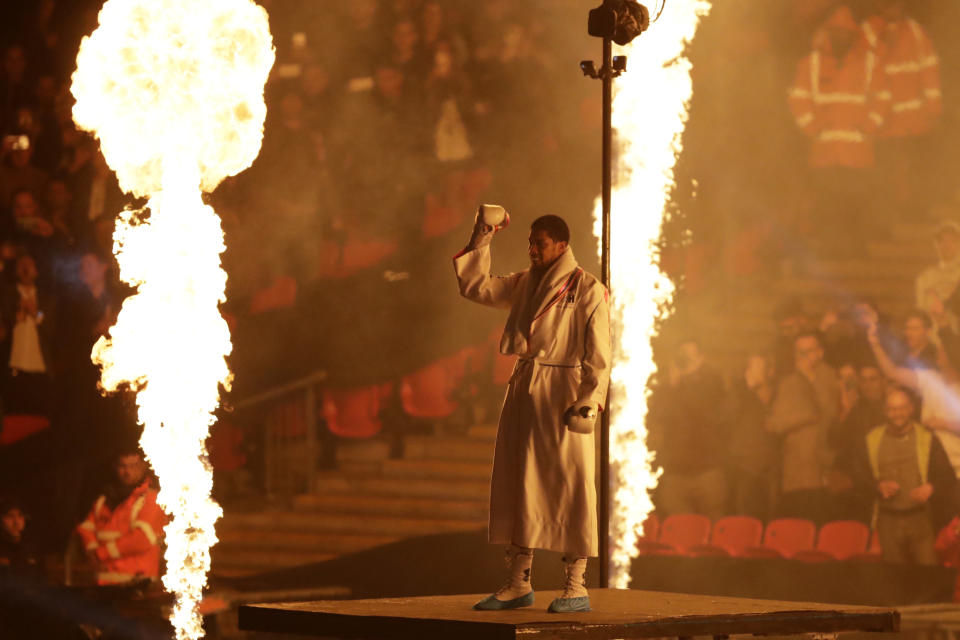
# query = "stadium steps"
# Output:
<box><xmin>670</xmin><ymin>226</ymin><xmax>936</xmax><ymax>378</ymax></box>
<box><xmin>217</xmin><ymin>510</ymin><xmax>480</xmax><ymax>537</ymax></box>
<box><xmin>211</xmin><ymin>424</ymin><xmax>494</xmax><ymax>577</ymax></box>
<box><xmin>402</xmin><ymin>434</ymin><xmax>496</xmax><ymax>463</ymax></box>
<box><xmin>380</xmin><ymin>458</ymin><xmax>491</xmax><ymax>481</ymax></box>
<box><xmin>210</xmin><ymin>548</ymin><xmax>338</xmax><ymax>576</ymax></box>
<box><xmin>290</xmin><ymin>493</ymin><xmax>487</xmax><ymax>520</ymax></box>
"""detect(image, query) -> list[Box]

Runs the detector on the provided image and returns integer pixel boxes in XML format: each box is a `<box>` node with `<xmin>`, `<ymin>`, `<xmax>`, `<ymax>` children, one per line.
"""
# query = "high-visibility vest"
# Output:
<box><xmin>865</xmin><ymin>423</ymin><xmax>932</xmax><ymax>528</ymax></box>
<box><xmin>862</xmin><ymin>16</ymin><xmax>942</xmax><ymax>138</ymax></box>
<box><xmin>788</xmin><ymin>34</ymin><xmax>891</xmax><ymax>168</ymax></box>
<box><xmin>76</xmin><ymin>480</ymin><xmax>166</xmax><ymax>585</ymax></box>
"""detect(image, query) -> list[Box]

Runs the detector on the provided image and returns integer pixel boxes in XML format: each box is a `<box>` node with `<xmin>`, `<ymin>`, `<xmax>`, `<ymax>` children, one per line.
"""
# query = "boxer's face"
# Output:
<box><xmin>528</xmin><ymin>229</ymin><xmax>567</xmax><ymax>269</ymax></box>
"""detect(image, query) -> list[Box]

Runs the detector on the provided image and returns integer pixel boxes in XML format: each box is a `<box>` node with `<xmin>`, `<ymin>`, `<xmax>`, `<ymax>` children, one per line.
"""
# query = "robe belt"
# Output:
<box><xmin>516</xmin><ymin>356</ymin><xmax>580</xmax><ymax>368</ymax></box>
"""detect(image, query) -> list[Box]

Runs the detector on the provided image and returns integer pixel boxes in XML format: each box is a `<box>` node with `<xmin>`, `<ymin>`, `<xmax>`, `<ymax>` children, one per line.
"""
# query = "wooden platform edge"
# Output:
<box><xmin>569</xmin><ymin>609</ymin><xmax>902</xmax><ymax>639</ymax></box>
<box><xmin>237</xmin><ymin>605</ymin><xmax>899</xmax><ymax>640</ymax></box>
<box><xmin>238</xmin><ymin>606</ymin><xmax>520</xmax><ymax>640</ymax></box>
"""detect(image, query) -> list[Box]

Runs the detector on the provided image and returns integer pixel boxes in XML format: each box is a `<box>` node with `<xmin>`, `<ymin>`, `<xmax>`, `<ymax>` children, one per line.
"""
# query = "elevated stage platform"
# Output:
<box><xmin>238</xmin><ymin>589</ymin><xmax>899</xmax><ymax>640</ymax></box>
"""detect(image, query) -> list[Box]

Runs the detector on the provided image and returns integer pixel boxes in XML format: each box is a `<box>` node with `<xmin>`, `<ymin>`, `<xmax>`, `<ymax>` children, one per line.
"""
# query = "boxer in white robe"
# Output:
<box><xmin>453</xmin><ymin>212</ymin><xmax>610</xmax><ymax>613</ymax></box>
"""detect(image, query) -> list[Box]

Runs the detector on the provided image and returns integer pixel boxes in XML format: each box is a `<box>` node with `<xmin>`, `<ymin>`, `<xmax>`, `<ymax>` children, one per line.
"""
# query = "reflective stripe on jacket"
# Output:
<box><xmin>866</xmin><ymin>423</ymin><xmax>932</xmax><ymax>484</ymax></box>
<box><xmin>863</xmin><ymin>17</ymin><xmax>942</xmax><ymax>138</ymax></box>
<box><xmin>789</xmin><ymin>27</ymin><xmax>890</xmax><ymax>168</ymax></box>
<box><xmin>865</xmin><ymin>423</ymin><xmax>932</xmax><ymax>528</ymax></box>
<box><xmin>75</xmin><ymin>479</ymin><xmax>166</xmax><ymax>585</ymax></box>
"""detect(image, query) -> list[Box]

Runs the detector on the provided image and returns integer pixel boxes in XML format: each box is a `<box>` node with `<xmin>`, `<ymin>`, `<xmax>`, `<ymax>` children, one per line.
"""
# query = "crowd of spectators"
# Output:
<box><xmin>0</xmin><ymin>0</ymin><xmax>593</xmax><ymax>414</ymax></box>
<box><xmin>217</xmin><ymin>0</ymin><xmax>579</xmax><ymax>296</ymax></box>
<box><xmin>648</xmin><ymin>0</ymin><xmax>960</xmax><ymax>569</ymax></box>
<box><xmin>651</xmin><ymin>221</ymin><xmax>960</xmax><ymax>566</ymax></box>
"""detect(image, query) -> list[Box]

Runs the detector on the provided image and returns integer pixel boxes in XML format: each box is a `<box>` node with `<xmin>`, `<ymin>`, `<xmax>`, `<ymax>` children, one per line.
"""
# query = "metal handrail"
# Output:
<box><xmin>229</xmin><ymin>369</ymin><xmax>328</xmax><ymax>495</ymax></box>
<box><xmin>232</xmin><ymin>369</ymin><xmax>328</xmax><ymax>410</ymax></box>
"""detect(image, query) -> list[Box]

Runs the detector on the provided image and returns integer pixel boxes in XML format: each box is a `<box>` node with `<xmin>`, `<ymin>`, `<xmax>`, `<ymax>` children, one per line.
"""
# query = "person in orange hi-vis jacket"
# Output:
<box><xmin>76</xmin><ymin>448</ymin><xmax>166</xmax><ymax>585</ymax></box>
<box><xmin>862</xmin><ymin>0</ymin><xmax>942</xmax><ymax>210</ymax></box>
<box><xmin>788</xmin><ymin>5</ymin><xmax>891</xmax><ymax>253</ymax></box>
<box><xmin>863</xmin><ymin>1</ymin><xmax>942</xmax><ymax>138</ymax></box>
<box><xmin>788</xmin><ymin>5</ymin><xmax>891</xmax><ymax>170</ymax></box>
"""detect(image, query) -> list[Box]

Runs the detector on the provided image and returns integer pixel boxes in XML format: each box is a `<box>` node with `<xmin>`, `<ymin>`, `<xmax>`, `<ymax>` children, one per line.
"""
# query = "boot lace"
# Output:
<box><xmin>559</xmin><ymin>557</ymin><xmax>585</xmax><ymax>599</ymax></box>
<box><xmin>494</xmin><ymin>548</ymin><xmax>531</xmax><ymax>596</ymax></box>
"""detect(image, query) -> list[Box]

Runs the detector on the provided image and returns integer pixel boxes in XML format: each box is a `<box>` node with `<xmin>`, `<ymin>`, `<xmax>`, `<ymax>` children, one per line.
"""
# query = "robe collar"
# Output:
<box><xmin>529</xmin><ymin>247</ymin><xmax>579</xmax><ymax>320</ymax></box>
<box><xmin>499</xmin><ymin>248</ymin><xmax>580</xmax><ymax>356</ymax></box>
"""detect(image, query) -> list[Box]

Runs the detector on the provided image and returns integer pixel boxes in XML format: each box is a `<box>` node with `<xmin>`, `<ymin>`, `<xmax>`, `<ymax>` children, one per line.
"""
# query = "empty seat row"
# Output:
<box><xmin>321</xmin><ymin>333</ymin><xmax>513</xmax><ymax>438</ymax></box>
<box><xmin>638</xmin><ymin>514</ymin><xmax>881</xmax><ymax>562</ymax></box>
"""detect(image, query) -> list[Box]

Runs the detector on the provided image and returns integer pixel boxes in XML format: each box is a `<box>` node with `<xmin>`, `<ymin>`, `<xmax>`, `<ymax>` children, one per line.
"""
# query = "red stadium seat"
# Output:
<box><xmin>208</xmin><ymin>419</ymin><xmax>246</xmax><ymax>471</ymax></box>
<box><xmin>688</xmin><ymin>516</ymin><xmax>764</xmax><ymax>557</ymax></box>
<box><xmin>422</xmin><ymin>194</ymin><xmax>468</xmax><ymax>239</ymax></box>
<box><xmin>249</xmin><ymin>275</ymin><xmax>297</xmax><ymax>314</ymax></box>
<box><xmin>642</xmin><ymin>513</ymin><xmax>660</xmax><ymax>542</ymax></box>
<box><xmin>323</xmin><ymin>383</ymin><xmax>393</xmax><ymax>439</ymax></box>
<box><xmin>795</xmin><ymin>520</ymin><xmax>870</xmax><ymax>562</ymax></box>
<box><xmin>638</xmin><ymin>513</ymin><xmax>711</xmax><ymax>555</ymax></box>
<box><xmin>743</xmin><ymin>518</ymin><xmax>816</xmax><ymax>559</ymax></box>
<box><xmin>316</xmin><ymin>237</ymin><xmax>398</xmax><ymax>279</ymax></box>
<box><xmin>400</xmin><ymin>350</ymin><xmax>472</xmax><ymax>419</ymax></box>
<box><xmin>0</xmin><ymin>414</ymin><xmax>50</xmax><ymax>446</ymax></box>
<box><xmin>459</xmin><ymin>167</ymin><xmax>493</xmax><ymax>205</ymax></box>
<box><xmin>634</xmin><ymin>513</ymin><xmax>662</xmax><ymax>554</ymax></box>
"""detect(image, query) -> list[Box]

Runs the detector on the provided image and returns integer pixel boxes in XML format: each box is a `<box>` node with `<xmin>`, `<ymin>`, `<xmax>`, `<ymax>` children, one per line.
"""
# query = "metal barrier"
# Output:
<box><xmin>232</xmin><ymin>370</ymin><xmax>328</xmax><ymax>496</ymax></box>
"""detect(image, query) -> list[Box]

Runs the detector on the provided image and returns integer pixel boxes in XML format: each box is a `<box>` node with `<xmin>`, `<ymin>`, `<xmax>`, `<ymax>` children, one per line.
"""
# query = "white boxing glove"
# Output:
<box><xmin>478</xmin><ymin>204</ymin><xmax>510</xmax><ymax>231</ymax></box>
<box><xmin>564</xmin><ymin>403</ymin><xmax>597</xmax><ymax>434</ymax></box>
<box><xmin>466</xmin><ymin>204</ymin><xmax>510</xmax><ymax>250</ymax></box>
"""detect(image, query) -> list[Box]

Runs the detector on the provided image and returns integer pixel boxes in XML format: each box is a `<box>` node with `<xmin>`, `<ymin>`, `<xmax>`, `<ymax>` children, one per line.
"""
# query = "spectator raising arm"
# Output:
<box><xmin>866</xmin><ymin>320</ymin><xmax>918</xmax><ymax>391</ymax></box>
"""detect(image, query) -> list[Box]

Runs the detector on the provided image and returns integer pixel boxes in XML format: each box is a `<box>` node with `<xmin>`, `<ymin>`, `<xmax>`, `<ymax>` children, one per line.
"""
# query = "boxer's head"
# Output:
<box><xmin>528</xmin><ymin>215</ymin><xmax>569</xmax><ymax>269</ymax></box>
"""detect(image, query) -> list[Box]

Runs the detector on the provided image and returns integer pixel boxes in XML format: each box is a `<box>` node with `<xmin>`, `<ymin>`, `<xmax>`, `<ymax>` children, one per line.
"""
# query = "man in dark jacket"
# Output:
<box><xmin>851</xmin><ymin>386</ymin><xmax>958</xmax><ymax>564</ymax></box>
<box><xmin>653</xmin><ymin>339</ymin><xmax>727</xmax><ymax>520</ymax></box>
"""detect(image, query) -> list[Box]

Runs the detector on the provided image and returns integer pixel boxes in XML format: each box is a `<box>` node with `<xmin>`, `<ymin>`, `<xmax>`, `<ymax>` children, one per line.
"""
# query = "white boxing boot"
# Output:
<box><xmin>473</xmin><ymin>545</ymin><xmax>535</xmax><ymax>610</ymax></box>
<box><xmin>547</xmin><ymin>556</ymin><xmax>591</xmax><ymax>613</ymax></box>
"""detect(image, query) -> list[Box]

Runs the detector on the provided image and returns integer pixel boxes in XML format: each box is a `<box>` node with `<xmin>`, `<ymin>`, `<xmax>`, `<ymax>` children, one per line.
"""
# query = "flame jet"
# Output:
<box><xmin>71</xmin><ymin>1</ymin><xmax>274</xmax><ymax>637</ymax></box>
<box><xmin>592</xmin><ymin>0</ymin><xmax>710</xmax><ymax>588</ymax></box>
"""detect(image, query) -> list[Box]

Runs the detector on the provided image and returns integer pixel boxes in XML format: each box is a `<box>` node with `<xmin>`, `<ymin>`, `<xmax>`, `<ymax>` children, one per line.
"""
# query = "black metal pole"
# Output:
<box><xmin>598</xmin><ymin>35</ymin><xmax>613</xmax><ymax>590</ymax></box>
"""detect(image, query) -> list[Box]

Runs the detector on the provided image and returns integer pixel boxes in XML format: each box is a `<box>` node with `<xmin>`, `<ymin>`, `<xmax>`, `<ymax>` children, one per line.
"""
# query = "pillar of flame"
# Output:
<box><xmin>71</xmin><ymin>1</ymin><xmax>274</xmax><ymax>638</ymax></box>
<box><xmin>593</xmin><ymin>0</ymin><xmax>710</xmax><ymax>588</ymax></box>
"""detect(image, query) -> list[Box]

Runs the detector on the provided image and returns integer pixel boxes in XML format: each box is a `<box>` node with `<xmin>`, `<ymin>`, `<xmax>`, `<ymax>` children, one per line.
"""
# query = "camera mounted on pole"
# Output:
<box><xmin>588</xmin><ymin>0</ymin><xmax>652</xmax><ymax>45</ymax></box>
<box><xmin>581</xmin><ymin>1</ymin><xmax>659</xmax><ymax>79</ymax></box>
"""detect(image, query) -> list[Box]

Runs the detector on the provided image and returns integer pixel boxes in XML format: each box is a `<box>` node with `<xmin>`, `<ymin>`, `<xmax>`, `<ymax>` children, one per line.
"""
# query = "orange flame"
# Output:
<box><xmin>72</xmin><ymin>1</ymin><xmax>274</xmax><ymax>637</ymax></box>
<box><xmin>593</xmin><ymin>0</ymin><xmax>710</xmax><ymax>588</ymax></box>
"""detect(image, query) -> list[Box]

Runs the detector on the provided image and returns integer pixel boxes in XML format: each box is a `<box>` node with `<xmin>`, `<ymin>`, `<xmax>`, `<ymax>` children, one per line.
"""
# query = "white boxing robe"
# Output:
<box><xmin>454</xmin><ymin>244</ymin><xmax>611</xmax><ymax>556</ymax></box>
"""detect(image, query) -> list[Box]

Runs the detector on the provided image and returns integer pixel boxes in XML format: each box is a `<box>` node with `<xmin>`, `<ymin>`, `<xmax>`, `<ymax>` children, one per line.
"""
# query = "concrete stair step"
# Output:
<box><xmin>211</xmin><ymin>548</ymin><xmax>337</xmax><ymax>573</ymax></box>
<box><xmin>313</xmin><ymin>471</ymin><xmax>489</xmax><ymax>499</ymax></box>
<box><xmin>349</xmin><ymin>475</ymin><xmax>489</xmax><ymax>500</ymax></box>
<box><xmin>466</xmin><ymin>424</ymin><xmax>498</xmax><ymax>439</ymax></box>
<box><xmin>216</xmin><ymin>528</ymin><xmax>394</xmax><ymax>554</ymax></box>
<box><xmin>381</xmin><ymin>458</ymin><xmax>492</xmax><ymax>481</ymax></box>
<box><xmin>290</xmin><ymin>493</ymin><xmax>488</xmax><ymax>520</ymax></box>
<box><xmin>403</xmin><ymin>435</ymin><xmax>495</xmax><ymax>462</ymax></box>
<box><xmin>221</xmin><ymin>509</ymin><xmax>485</xmax><ymax>537</ymax></box>
<box><xmin>336</xmin><ymin>438</ymin><xmax>391</xmax><ymax>463</ymax></box>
